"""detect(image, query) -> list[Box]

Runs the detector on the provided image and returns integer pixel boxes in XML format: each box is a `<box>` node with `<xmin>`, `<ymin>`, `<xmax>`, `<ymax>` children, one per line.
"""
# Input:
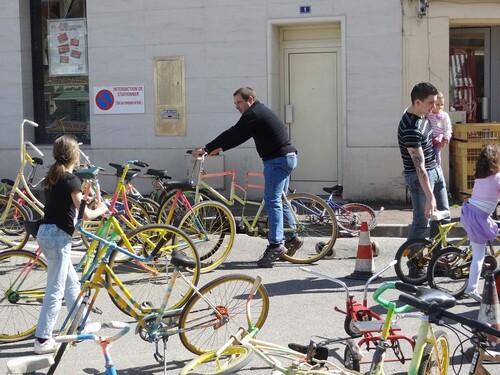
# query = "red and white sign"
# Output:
<box><xmin>93</xmin><ymin>85</ymin><xmax>145</xmax><ymax>114</ymax></box>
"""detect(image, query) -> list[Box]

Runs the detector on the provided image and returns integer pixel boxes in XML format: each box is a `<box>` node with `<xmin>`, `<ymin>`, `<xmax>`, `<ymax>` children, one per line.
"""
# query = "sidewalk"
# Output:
<box><xmin>367</xmin><ymin>201</ymin><xmax>464</xmax><ymax>238</ymax></box>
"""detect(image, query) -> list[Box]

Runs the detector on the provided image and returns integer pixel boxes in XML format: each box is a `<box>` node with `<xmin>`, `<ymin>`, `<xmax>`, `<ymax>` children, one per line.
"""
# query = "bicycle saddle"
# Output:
<box><xmin>415</xmin><ymin>287</ymin><xmax>456</xmax><ymax>309</ymax></box>
<box><xmin>145</xmin><ymin>168</ymin><xmax>171</xmax><ymax>179</ymax></box>
<box><xmin>164</xmin><ymin>180</ymin><xmax>195</xmax><ymax>191</ymax></box>
<box><xmin>109</xmin><ymin>163</ymin><xmax>140</xmax><ymax>180</ymax></box>
<box><xmin>170</xmin><ymin>250</ymin><xmax>198</xmax><ymax>269</ymax></box>
<box><xmin>322</xmin><ymin>184</ymin><xmax>343</xmax><ymax>196</ymax></box>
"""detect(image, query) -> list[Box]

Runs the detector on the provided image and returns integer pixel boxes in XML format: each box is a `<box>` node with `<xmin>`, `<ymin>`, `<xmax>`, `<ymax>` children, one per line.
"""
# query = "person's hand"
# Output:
<box><xmin>95</xmin><ymin>201</ymin><xmax>109</xmax><ymax>216</ymax></box>
<box><xmin>425</xmin><ymin>196</ymin><xmax>437</xmax><ymax>220</ymax></box>
<box><xmin>191</xmin><ymin>148</ymin><xmax>206</xmax><ymax>158</ymax></box>
<box><xmin>209</xmin><ymin>147</ymin><xmax>222</xmax><ymax>156</ymax></box>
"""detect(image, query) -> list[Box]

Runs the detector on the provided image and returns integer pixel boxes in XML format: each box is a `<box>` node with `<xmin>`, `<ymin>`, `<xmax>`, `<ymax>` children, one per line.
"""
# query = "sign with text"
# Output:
<box><xmin>48</xmin><ymin>18</ymin><xmax>88</xmax><ymax>77</ymax></box>
<box><xmin>93</xmin><ymin>86</ymin><xmax>145</xmax><ymax>114</ymax></box>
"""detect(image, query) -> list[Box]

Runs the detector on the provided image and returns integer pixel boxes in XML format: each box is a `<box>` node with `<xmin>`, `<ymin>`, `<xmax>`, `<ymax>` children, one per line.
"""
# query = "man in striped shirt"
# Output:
<box><xmin>398</xmin><ymin>82</ymin><xmax>450</xmax><ymax>276</ymax></box>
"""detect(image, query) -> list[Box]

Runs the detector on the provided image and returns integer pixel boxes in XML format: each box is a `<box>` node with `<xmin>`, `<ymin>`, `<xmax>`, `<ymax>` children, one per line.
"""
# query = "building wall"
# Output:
<box><xmin>0</xmin><ymin>1</ymin><xmax>498</xmax><ymax>200</ymax></box>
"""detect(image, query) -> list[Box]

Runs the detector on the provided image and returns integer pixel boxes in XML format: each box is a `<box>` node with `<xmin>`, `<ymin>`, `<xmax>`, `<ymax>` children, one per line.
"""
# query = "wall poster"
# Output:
<box><xmin>47</xmin><ymin>18</ymin><xmax>88</xmax><ymax>77</ymax></box>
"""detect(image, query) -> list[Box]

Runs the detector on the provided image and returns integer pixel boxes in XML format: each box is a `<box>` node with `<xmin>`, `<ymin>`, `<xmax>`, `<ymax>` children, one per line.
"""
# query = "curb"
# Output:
<box><xmin>371</xmin><ymin>224</ymin><xmax>467</xmax><ymax>238</ymax></box>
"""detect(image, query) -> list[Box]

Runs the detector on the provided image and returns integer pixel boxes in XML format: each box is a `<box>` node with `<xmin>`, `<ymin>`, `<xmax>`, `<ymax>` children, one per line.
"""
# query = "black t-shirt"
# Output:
<box><xmin>205</xmin><ymin>101</ymin><xmax>297</xmax><ymax>161</ymax></box>
<box><xmin>42</xmin><ymin>173</ymin><xmax>81</xmax><ymax>235</ymax></box>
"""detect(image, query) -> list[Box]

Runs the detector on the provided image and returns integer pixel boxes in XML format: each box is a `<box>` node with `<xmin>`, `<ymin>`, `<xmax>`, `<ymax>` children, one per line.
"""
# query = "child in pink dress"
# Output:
<box><xmin>461</xmin><ymin>144</ymin><xmax>500</xmax><ymax>302</ymax></box>
<box><xmin>428</xmin><ymin>92</ymin><xmax>452</xmax><ymax>166</ymax></box>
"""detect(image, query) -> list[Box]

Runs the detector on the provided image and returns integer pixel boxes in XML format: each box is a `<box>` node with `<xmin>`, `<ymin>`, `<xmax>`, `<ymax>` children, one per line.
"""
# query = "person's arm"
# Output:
<box><xmin>443</xmin><ymin>113</ymin><xmax>452</xmax><ymax>143</ymax></box>
<box><xmin>71</xmin><ymin>190</ymin><xmax>108</xmax><ymax>220</ymax></box>
<box><xmin>407</xmin><ymin>146</ymin><xmax>436</xmax><ymax>217</ymax></box>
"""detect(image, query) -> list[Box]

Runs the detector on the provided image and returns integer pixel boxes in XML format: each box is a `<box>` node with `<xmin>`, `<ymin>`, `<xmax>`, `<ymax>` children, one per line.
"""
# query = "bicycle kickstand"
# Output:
<box><xmin>153</xmin><ymin>336</ymin><xmax>169</xmax><ymax>374</ymax></box>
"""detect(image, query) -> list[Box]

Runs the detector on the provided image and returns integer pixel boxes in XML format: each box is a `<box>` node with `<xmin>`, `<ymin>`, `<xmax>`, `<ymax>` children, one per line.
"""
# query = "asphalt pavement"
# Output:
<box><xmin>1</xmin><ymin>229</ymin><xmax>497</xmax><ymax>375</ymax></box>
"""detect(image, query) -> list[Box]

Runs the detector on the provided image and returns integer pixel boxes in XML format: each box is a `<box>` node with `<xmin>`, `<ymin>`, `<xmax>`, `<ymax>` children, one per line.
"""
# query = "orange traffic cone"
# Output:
<box><xmin>478</xmin><ymin>272</ymin><xmax>500</xmax><ymax>344</ymax></box>
<box><xmin>346</xmin><ymin>222</ymin><xmax>374</xmax><ymax>280</ymax></box>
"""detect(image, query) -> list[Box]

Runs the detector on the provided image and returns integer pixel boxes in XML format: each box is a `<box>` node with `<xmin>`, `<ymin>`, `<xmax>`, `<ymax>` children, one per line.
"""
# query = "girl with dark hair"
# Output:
<box><xmin>34</xmin><ymin>135</ymin><xmax>108</xmax><ymax>354</ymax></box>
<box><xmin>461</xmin><ymin>144</ymin><xmax>500</xmax><ymax>302</ymax></box>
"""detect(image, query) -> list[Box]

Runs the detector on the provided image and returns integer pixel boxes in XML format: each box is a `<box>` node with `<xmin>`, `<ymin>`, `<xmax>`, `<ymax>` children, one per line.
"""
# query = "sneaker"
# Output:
<box><xmin>464</xmin><ymin>288</ymin><xmax>482</xmax><ymax>303</ymax></box>
<box><xmin>257</xmin><ymin>244</ymin><xmax>286</xmax><ymax>268</ymax></box>
<box><xmin>284</xmin><ymin>237</ymin><xmax>304</xmax><ymax>257</ymax></box>
<box><xmin>407</xmin><ymin>260</ymin><xmax>426</xmax><ymax>279</ymax></box>
<box><xmin>34</xmin><ymin>337</ymin><xmax>58</xmax><ymax>354</ymax></box>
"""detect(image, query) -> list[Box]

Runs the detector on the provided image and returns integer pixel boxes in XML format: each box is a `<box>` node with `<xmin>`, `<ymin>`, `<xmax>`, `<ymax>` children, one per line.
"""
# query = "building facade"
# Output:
<box><xmin>1</xmin><ymin>0</ymin><xmax>499</xmax><ymax>201</ymax></box>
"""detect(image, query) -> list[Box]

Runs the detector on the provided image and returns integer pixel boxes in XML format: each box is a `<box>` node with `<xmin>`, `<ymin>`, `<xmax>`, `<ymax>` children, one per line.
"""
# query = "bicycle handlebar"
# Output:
<box><xmin>22</xmin><ymin>119</ymin><xmax>38</xmax><ymax>128</ymax></box>
<box><xmin>25</xmin><ymin>141</ymin><xmax>44</xmax><ymax>157</ymax></box>
<box><xmin>55</xmin><ymin>321</ymin><xmax>130</xmax><ymax>344</ymax></box>
<box><xmin>399</xmin><ymin>293</ymin><xmax>500</xmax><ymax>339</ymax></box>
<box><xmin>372</xmin><ymin>281</ymin><xmax>417</xmax><ymax>314</ymax></box>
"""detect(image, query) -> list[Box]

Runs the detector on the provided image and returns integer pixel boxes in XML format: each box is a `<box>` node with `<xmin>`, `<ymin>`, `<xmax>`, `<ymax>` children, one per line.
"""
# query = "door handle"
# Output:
<box><xmin>285</xmin><ymin>104</ymin><xmax>293</xmax><ymax>124</ymax></box>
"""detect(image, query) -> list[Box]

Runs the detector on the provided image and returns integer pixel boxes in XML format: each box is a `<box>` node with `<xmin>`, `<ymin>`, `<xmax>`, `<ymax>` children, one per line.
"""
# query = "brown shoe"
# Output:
<box><xmin>257</xmin><ymin>245</ymin><xmax>286</xmax><ymax>268</ymax></box>
<box><xmin>284</xmin><ymin>236</ymin><xmax>304</xmax><ymax>257</ymax></box>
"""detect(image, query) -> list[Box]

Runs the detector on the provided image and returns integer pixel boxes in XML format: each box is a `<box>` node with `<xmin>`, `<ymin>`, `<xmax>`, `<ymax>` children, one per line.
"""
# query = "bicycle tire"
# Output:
<box><xmin>336</xmin><ymin>203</ymin><xmax>377</xmax><ymax>233</ymax></box>
<box><xmin>47</xmin><ymin>294</ymin><xmax>89</xmax><ymax>375</ymax></box>
<box><xmin>107</xmin><ymin>224</ymin><xmax>200</xmax><ymax>315</ymax></box>
<box><xmin>157</xmin><ymin>190</ymin><xmax>213</xmax><ymax>226</ymax></box>
<box><xmin>179</xmin><ymin>274</ymin><xmax>270</xmax><ymax>354</ymax></box>
<box><xmin>0</xmin><ymin>250</ymin><xmax>47</xmax><ymax>342</ymax></box>
<box><xmin>178</xmin><ymin>200</ymin><xmax>236</xmax><ymax>273</ymax></box>
<box><xmin>0</xmin><ymin>196</ymin><xmax>30</xmax><ymax>251</ymax></box>
<box><xmin>137</xmin><ymin>197</ymin><xmax>160</xmax><ymax>221</ymax></box>
<box><xmin>427</xmin><ymin>247</ymin><xmax>469</xmax><ymax>297</ymax></box>
<box><xmin>343</xmin><ymin>344</ymin><xmax>361</xmax><ymax>372</ymax></box>
<box><xmin>180</xmin><ymin>345</ymin><xmax>254</xmax><ymax>374</ymax></box>
<box><xmin>281</xmin><ymin>192</ymin><xmax>338</xmax><ymax>264</ymax></box>
<box><xmin>394</xmin><ymin>238</ymin><xmax>433</xmax><ymax>285</ymax></box>
<box><xmin>417</xmin><ymin>330</ymin><xmax>449</xmax><ymax>375</ymax></box>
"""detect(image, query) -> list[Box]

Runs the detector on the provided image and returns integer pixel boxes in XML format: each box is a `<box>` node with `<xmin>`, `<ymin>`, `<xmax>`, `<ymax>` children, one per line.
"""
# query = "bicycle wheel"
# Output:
<box><xmin>281</xmin><ymin>192</ymin><xmax>338</xmax><ymax>264</ymax></box>
<box><xmin>0</xmin><ymin>250</ymin><xmax>47</xmax><ymax>342</ymax></box>
<box><xmin>336</xmin><ymin>203</ymin><xmax>377</xmax><ymax>233</ymax></box>
<box><xmin>178</xmin><ymin>201</ymin><xmax>236</xmax><ymax>273</ymax></box>
<box><xmin>394</xmin><ymin>238</ymin><xmax>434</xmax><ymax>285</ymax></box>
<box><xmin>157</xmin><ymin>190</ymin><xmax>213</xmax><ymax>226</ymax></box>
<box><xmin>107</xmin><ymin>224</ymin><xmax>200</xmax><ymax>314</ymax></box>
<box><xmin>343</xmin><ymin>344</ymin><xmax>360</xmax><ymax>372</ymax></box>
<box><xmin>180</xmin><ymin>345</ymin><xmax>254</xmax><ymax>374</ymax></box>
<box><xmin>417</xmin><ymin>330</ymin><xmax>449</xmax><ymax>375</ymax></box>
<box><xmin>0</xmin><ymin>196</ymin><xmax>30</xmax><ymax>251</ymax></box>
<box><xmin>137</xmin><ymin>197</ymin><xmax>160</xmax><ymax>222</ymax></box>
<box><xmin>48</xmin><ymin>294</ymin><xmax>89</xmax><ymax>375</ymax></box>
<box><xmin>427</xmin><ymin>247</ymin><xmax>469</xmax><ymax>297</ymax></box>
<box><xmin>179</xmin><ymin>274</ymin><xmax>269</xmax><ymax>354</ymax></box>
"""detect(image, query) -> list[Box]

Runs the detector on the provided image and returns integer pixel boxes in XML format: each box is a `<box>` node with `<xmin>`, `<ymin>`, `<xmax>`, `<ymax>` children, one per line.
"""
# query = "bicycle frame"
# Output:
<box><xmin>192</xmin><ymin>156</ymin><xmax>305</xmax><ymax>237</ymax></box>
<box><xmin>368</xmin><ymin>282</ymin><xmax>447</xmax><ymax>375</ymax></box>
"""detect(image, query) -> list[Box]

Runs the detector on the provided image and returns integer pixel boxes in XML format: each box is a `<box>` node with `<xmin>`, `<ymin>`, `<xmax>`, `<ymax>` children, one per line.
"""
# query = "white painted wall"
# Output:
<box><xmin>1</xmin><ymin>1</ymin><xmax>498</xmax><ymax>202</ymax></box>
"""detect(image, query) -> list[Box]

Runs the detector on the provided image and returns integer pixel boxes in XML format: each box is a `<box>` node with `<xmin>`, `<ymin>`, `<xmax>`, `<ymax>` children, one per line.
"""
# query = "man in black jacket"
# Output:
<box><xmin>192</xmin><ymin>87</ymin><xmax>303</xmax><ymax>267</ymax></box>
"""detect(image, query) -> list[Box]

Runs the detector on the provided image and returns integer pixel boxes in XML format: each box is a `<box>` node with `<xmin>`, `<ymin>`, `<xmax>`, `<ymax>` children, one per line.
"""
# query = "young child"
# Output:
<box><xmin>461</xmin><ymin>144</ymin><xmax>500</xmax><ymax>302</ymax></box>
<box><xmin>427</xmin><ymin>92</ymin><xmax>452</xmax><ymax>166</ymax></box>
<box><xmin>34</xmin><ymin>135</ymin><xmax>108</xmax><ymax>354</ymax></box>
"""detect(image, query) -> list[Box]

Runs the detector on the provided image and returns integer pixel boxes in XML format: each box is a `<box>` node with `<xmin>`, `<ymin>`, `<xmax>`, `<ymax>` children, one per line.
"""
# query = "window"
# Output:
<box><xmin>31</xmin><ymin>0</ymin><xmax>90</xmax><ymax>144</ymax></box>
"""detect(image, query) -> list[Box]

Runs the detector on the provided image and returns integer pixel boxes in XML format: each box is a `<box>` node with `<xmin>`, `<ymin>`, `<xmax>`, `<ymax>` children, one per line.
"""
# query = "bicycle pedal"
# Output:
<box><xmin>91</xmin><ymin>306</ymin><xmax>103</xmax><ymax>315</ymax></box>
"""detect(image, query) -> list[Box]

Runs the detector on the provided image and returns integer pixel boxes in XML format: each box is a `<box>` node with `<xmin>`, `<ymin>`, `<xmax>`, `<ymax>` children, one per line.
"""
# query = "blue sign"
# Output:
<box><xmin>300</xmin><ymin>5</ymin><xmax>311</xmax><ymax>14</ymax></box>
<box><xmin>95</xmin><ymin>89</ymin><xmax>114</xmax><ymax>111</ymax></box>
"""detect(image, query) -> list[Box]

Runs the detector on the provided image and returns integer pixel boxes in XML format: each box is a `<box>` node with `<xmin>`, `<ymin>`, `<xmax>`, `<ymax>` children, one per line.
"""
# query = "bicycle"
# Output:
<box><xmin>322</xmin><ymin>184</ymin><xmax>382</xmax><ymax>234</ymax></box>
<box><xmin>357</xmin><ymin>281</ymin><xmax>453</xmax><ymax>374</ymax></box>
<box><xmin>0</xmin><ymin>187</ymin><xmax>201</xmax><ymax>343</ymax></box>
<box><xmin>181</xmin><ymin>276</ymin><xmax>359</xmax><ymax>374</ymax></box>
<box><xmin>187</xmin><ymin>153</ymin><xmax>339</xmax><ymax>264</ymax></box>
<box><xmin>6</xmin><ymin>321</ymin><xmax>130</xmax><ymax>375</ymax></box>
<box><xmin>46</xmin><ymin>200</ymin><xmax>269</xmax><ymax>374</ymax></box>
<box><xmin>398</xmin><ymin>280</ymin><xmax>500</xmax><ymax>375</ymax></box>
<box><xmin>426</xmin><ymin>232</ymin><xmax>500</xmax><ymax>297</ymax></box>
<box><xmin>0</xmin><ymin>119</ymin><xmax>47</xmax><ymax>250</ymax></box>
<box><xmin>393</xmin><ymin>210</ymin><xmax>466</xmax><ymax>285</ymax></box>
<box><xmin>147</xmin><ymin>168</ymin><xmax>236</xmax><ymax>273</ymax></box>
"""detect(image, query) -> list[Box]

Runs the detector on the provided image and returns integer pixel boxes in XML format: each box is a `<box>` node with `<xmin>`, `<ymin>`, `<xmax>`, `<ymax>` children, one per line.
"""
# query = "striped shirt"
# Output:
<box><xmin>398</xmin><ymin>111</ymin><xmax>437</xmax><ymax>173</ymax></box>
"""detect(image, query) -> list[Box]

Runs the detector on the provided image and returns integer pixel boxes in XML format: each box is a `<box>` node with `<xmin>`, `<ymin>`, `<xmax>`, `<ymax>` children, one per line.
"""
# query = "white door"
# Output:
<box><xmin>286</xmin><ymin>50</ymin><xmax>339</xmax><ymax>194</ymax></box>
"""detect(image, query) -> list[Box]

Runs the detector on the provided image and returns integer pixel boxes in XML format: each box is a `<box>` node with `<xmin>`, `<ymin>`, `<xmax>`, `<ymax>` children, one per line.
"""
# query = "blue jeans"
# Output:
<box><xmin>263</xmin><ymin>154</ymin><xmax>297</xmax><ymax>245</ymax></box>
<box><xmin>404</xmin><ymin>167</ymin><xmax>450</xmax><ymax>241</ymax></box>
<box><xmin>35</xmin><ymin>224</ymin><xmax>80</xmax><ymax>339</ymax></box>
